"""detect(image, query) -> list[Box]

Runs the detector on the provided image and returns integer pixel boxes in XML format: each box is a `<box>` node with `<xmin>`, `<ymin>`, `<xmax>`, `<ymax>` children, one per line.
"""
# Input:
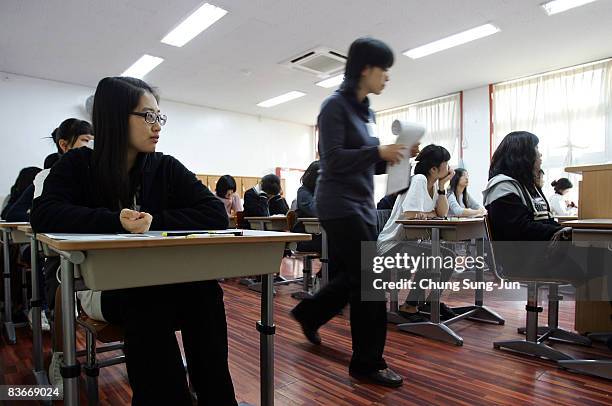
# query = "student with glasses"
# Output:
<box><xmin>31</xmin><ymin>76</ymin><xmax>237</xmax><ymax>406</ymax></box>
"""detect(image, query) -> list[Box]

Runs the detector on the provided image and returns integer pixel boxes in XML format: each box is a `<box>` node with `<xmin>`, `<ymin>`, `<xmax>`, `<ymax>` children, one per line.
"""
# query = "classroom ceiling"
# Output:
<box><xmin>1</xmin><ymin>0</ymin><xmax>612</xmax><ymax>125</ymax></box>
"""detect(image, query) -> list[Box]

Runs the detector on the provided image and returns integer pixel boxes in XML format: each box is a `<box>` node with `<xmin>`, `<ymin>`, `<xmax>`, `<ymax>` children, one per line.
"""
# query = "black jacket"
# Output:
<box><xmin>315</xmin><ymin>89</ymin><xmax>386</xmax><ymax>226</ymax></box>
<box><xmin>31</xmin><ymin>148</ymin><xmax>228</xmax><ymax>233</ymax></box>
<box><xmin>241</xmin><ymin>187</ymin><xmax>288</xmax><ymax>228</ymax></box>
<box><xmin>4</xmin><ymin>184</ymin><xmax>34</xmax><ymax>222</ymax></box>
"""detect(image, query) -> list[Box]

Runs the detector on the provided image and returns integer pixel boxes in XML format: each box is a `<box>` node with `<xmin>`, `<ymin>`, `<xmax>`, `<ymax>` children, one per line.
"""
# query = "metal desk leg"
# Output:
<box><xmin>397</xmin><ymin>228</ymin><xmax>463</xmax><ymax>345</ymax></box>
<box><xmin>453</xmin><ymin>238</ymin><xmax>505</xmax><ymax>325</ymax></box>
<box><xmin>30</xmin><ymin>234</ymin><xmax>50</xmax><ymax>388</ymax></box>
<box><xmin>2</xmin><ymin>229</ymin><xmax>16</xmax><ymax>344</ymax></box>
<box><xmin>258</xmin><ymin>273</ymin><xmax>275</xmax><ymax>406</ymax></box>
<box><xmin>321</xmin><ymin>227</ymin><xmax>329</xmax><ymax>287</ymax></box>
<box><xmin>60</xmin><ymin>257</ymin><xmax>79</xmax><ymax>405</ymax></box>
<box><xmin>558</xmin><ymin>360</ymin><xmax>612</xmax><ymax>380</ymax></box>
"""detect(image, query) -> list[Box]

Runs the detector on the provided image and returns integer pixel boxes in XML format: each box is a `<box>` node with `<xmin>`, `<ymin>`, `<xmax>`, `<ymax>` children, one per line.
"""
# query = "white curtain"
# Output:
<box><xmin>376</xmin><ymin>93</ymin><xmax>461</xmax><ymax>162</ymax></box>
<box><xmin>492</xmin><ymin>59</ymin><xmax>612</xmax><ymax>201</ymax></box>
<box><xmin>372</xmin><ymin>93</ymin><xmax>461</xmax><ymax>202</ymax></box>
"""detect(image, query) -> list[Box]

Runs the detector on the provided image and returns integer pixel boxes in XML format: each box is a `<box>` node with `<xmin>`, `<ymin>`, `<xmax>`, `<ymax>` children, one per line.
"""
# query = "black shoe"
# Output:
<box><xmin>397</xmin><ymin>309</ymin><xmax>429</xmax><ymax>323</ymax></box>
<box><xmin>349</xmin><ymin>368</ymin><xmax>403</xmax><ymax>388</ymax></box>
<box><xmin>419</xmin><ymin>302</ymin><xmax>457</xmax><ymax>320</ymax></box>
<box><xmin>290</xmin><ymin>308</ymin><xmax>321</xmax><ymax>345</ymax></box>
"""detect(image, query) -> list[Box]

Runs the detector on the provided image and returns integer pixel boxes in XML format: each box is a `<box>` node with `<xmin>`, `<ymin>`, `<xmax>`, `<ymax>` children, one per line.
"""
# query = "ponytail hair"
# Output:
<box><xmin>414</xmin><ymin>144</ymin><xmax>451</xmax><ymax>177</ymax></box>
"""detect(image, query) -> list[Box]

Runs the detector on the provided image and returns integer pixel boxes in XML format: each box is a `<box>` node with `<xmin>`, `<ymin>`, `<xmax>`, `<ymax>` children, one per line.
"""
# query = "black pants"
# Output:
<box><xmin>292</xmin><ymin>215</ymin><xmax>388</xmax><ymax>373</ymax></box>
<box><xmin>103</xmin><ymin>281</ymin><xmax>237</xmax><ymax>406</ymax></box>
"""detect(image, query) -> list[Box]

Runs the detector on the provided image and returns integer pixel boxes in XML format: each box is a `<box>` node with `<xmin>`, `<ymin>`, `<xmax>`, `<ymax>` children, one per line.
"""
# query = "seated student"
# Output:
<box><xmin>295</xmin><ymin>161</ymin><xmax>319</xmax><ymax>219</ymax></box>
<box><xmin>1</xmin><ymin>166</ymin><xmax>42</xmax><ymax>219</ymax></box>
<box><xmin>5</xmin><ymin>120</ymin><xmax>93</xmax><ymax>222</ymax></box>
<box><xmin>242</xmin><ymin>174</ymin><xmax>289</xmax><ymax>225</ymax></box>
<box><xmin>291</xmin><ymin>161</ymin><xmax>321</xmax><ymax>253</ymax></box>
<box><xmin>4</xmin><ymin>156</ymin><xmax>58</xmax><ymax>222</ymax></box>
<box><xmin>31</xmin><ymin>76</ymin><xmax>237</xmax><ymax>406</ymax></box>
<box><xmin>447</xmin><ymin>168</ymin><xmax>486</xmax><ymax>217</ymax></box>
<box><xmin>377</xmin><ymin>145</ymin><xmax>456</xmax><ymax>321</ymax></box>
<box><xmin>35</xmin><ymin>120</ymin><xmax>94</xmax><ymax>198</ymax></box>
<box><xmin>548</xmin><ymin>178</ymin><xmax>577</xmax><ymax>216</ymax></box>
<box><xmin>483</xmin><ymin>131</ymin><xmax>609</xmax><ymax>289</ymax></box>
<box><xmin>215</xmin><ymin>175</ymin><xmax>243</xmax><ymax>216</ymax></box>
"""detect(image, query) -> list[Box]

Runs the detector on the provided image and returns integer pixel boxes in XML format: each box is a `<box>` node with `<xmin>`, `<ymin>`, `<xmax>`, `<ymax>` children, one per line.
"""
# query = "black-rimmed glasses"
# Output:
<box><xmin>130</xmin><ymin>111</ymin><xmax>167</xmax><ymax>126</ymax></box>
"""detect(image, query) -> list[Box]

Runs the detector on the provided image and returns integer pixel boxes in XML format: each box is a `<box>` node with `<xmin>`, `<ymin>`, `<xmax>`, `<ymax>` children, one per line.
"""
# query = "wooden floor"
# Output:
<box><xmin>1</xmin><ymin>264</ymin><xmax>611</xmax><ymax>405</ymax></box>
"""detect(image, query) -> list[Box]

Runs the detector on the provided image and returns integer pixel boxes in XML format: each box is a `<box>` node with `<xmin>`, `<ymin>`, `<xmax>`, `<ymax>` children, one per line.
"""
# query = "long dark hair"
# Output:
<box><xmin>449</xmin><ymin>168</ymin><xmax>469</xmax><ymax>207</ymax></box>
<box><xmin>414</xmin><ymin>144</ymin><xmax>451</xmax><ymax>177</ymax></box>
<box><xmin>301</xmin><ymin>161</ymin><xmax>320</xmax><ymax>192</ymax></box>
<box><xmin>489</xmin><ymin>131</ymin><xmax>539</xmax><ymax>192</ymax></box>
<box><xmin>216</xmin><ymin>175</ymin><xmax>237</xmax><ymax>198</ymax></box>
<box><xmin>54</xmin><ymin>118</ymin><xmax>93</xmax><ymax>154</ymax></box>
<box><xmin>341</xmin><ymin>37</ymin><xmax>394</xmax><ymax>94</ymax></box>
<box><xmin>551</xmin><ymin>178</ymin><xmax>573</xmax><ymax>194</ymax></box>
<box><xmin>9</xmin><ymin>167</ymin><xmax>41</xmax><ymax>198</ymax></box>
<box><xmin>91</xmin><ymin>76</ymin><xmax>158</xmax><ymax>209</ymax></box>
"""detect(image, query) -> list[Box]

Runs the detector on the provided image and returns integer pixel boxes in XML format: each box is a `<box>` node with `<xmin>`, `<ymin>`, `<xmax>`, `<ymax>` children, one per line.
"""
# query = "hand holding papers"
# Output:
<box><xmin>386</xmin><ymin>120</ymin><xmax>425</xmax><ymax>194</ymax></box>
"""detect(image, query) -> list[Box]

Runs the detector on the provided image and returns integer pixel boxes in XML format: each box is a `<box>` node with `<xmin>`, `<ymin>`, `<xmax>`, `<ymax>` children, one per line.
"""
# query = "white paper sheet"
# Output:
<box><xmin>385</xmin><ymin>120</ymin><xmax>426</xmax><ymax>194</ymax></box>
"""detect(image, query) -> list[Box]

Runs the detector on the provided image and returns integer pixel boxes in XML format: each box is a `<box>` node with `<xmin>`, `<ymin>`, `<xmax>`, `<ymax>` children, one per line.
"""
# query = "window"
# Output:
<box><xmin>373</xmin><ymin>93</ymin><xmax>462</xmax><ymax>202</ymax></box>
<box><xmin>376</xmin><ymin>93</ymin><xmax>462</xmax><ymax>164</ymax></box>
<box><xmin>492</xmin><ymin>58</ymin><xmax>612</xmax><ymax>202</ymax></box>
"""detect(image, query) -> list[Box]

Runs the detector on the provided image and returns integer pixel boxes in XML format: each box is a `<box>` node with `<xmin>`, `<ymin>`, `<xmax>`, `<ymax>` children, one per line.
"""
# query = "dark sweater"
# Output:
<box><xmin>315</xmin><ymin>89</ymin><xmax>386</xmax><ymax>226</ymax></box>
<box><xmin>295</xmin><ymin>186</ymin><xmax>317</xmax><ymax>218</ymax></box>
<box><xmin>486</xmin><ymin>193</ymin><xmax>561</xmax><ymax>241</ymax></box>
<box><xmin>31</xmin><ymin>148</ymin><xmax>228</xmax><ymax>233</ymax></box>
<box><xmin>4</xmin><ymin>184</ymin><xmax>34</xmax><ymax>222</ymax></box>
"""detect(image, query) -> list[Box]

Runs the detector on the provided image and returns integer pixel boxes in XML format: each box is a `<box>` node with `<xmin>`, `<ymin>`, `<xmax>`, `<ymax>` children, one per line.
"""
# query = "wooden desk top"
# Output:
<box><xmin>37</xmin><ymin>230</ymin><xmax>310</xmax><ymax>251</ymax></box>
<box><xmin>397</xmin><ymin>218</ymin><xmax>484</xmax><ymax>227</ymax></box>
<box><xmin>556</xmin><ymin>215</ymin><xmax>578</xmax><ymax>221</ymax></box>
<box><xmin>300</xmin><ymin>218</ymin><xmax>319</xmax><ymax>223</ymax></box>
<box><xmin>0</xmin><ymin>221</ymin><xmax>29</xmax><ymax>229</ymax></box>
<box><xmin>565</xmin><ymin>163</ymin><xmax>612</xmax><ymax>174</ymax></box>
<box><xmin>244</xmin><ymin>216</ymin><xmax>287</xmax><ymax>221</ymax></box>
<box><xmin>17</xmin><ymin>225</ymin><xmax>33</xmax><ymax>234</ymax></box>
<box><xmin>563</xmin><ymin>219</ymin><xmax>612</xmax><ymax>230</ymax></box>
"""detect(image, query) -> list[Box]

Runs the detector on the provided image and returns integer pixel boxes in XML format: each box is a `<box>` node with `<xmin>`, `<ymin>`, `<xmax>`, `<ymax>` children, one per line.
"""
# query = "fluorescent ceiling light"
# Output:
<box><xmin>161</xmin><ymin>3</ymin><xmax>228</xmax><ymax>47</ymax></box>
<box><xmin>541</xmin><ymin>0</ymin><xmax>598</xmax><ymax>15</ymax></box>
<box><xmin>316</xmin><ymin>74</ymin><xmax>344</xmax><ymax>88</ymax></box>
<box><xmin>403</xmin><ymin>23</ymin><xmax>500</xmax><ymax>59</ymax></box>
<box><xmin>121</xmin><ymin>55</ymin><xmax>164</xmax><ymax>79</ymax></box>
<box><xmin>257</xmin><ymin>91</ymin><xmax>306</xmax><ymax>108</ymax></box>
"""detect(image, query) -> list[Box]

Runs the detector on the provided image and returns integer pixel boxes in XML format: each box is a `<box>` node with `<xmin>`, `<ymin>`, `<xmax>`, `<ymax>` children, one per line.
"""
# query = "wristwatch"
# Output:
<box><xmin>437</xmin><ymin>189</ymin><xmax>446</xmax><ymax>195</ymax></box>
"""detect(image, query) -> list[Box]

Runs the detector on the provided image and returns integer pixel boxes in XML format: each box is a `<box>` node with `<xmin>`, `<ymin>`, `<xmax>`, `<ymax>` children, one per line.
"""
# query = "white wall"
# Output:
<box><xmin>0</xmin><ymin>72</ymin><xmax>315</xmax><ymax>205</ymax></box>
<box><xmin>461</xmin><ymin>86</ymin><xmax>491</xmax><ymax>205</ymax></box>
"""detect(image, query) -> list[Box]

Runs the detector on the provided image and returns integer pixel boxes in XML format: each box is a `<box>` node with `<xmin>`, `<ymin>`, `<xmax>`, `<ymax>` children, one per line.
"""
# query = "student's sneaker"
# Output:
<box><xmin>49</xmin><ymin>352</ymin><xmax>64</xmax><ymax>397</ymax></box>
<box><xmin>27</xmin><ymin>309</ymin><xmax>51</xmax><ymax>331</ymax></box>
<box><xmin>397</xmin><ymin>309</ymin><xmax>429</xmax><ymax>323</ymax></box>
<box><xmin>419</xmin><ymin>302</ymin><xmax>457</xmax><ymax>320</ymax></box>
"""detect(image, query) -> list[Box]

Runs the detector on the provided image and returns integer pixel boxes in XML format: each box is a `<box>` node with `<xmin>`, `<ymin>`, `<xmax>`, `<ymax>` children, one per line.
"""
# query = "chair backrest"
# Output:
<box><xmin>376</xmin><ymin>209</ymin><xmax>392</xmax><ymax>237</ymax></box>
<box><xmin>483</xmin><ymin>214</ymin><xmax>504</xmax><ymax>280</ymax></box>
<box><xmin>286</xmin><ymin>210</ymin><xmax>298</xmax><ymax>230</ymax></box>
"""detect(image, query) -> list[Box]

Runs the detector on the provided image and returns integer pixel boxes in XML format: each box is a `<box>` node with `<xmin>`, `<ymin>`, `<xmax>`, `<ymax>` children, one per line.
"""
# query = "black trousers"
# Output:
<box><xmin>103</xmin><ymin>280</ymin><xmax>237</xmax><ymax>406</ymax></box>
<box><xmin>292</xmin><ymin>215</ymin><xmax>388</xmax><ymax>373</ymax></box>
